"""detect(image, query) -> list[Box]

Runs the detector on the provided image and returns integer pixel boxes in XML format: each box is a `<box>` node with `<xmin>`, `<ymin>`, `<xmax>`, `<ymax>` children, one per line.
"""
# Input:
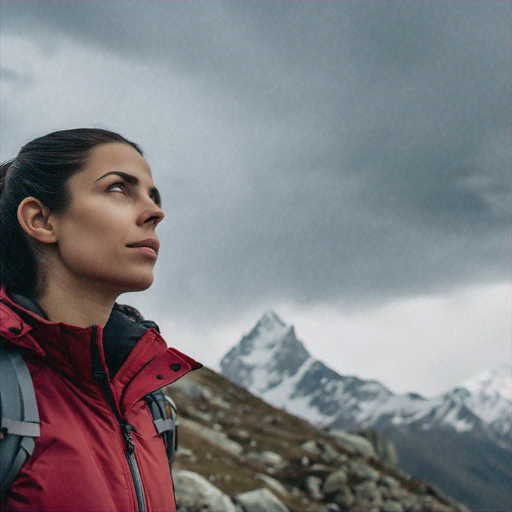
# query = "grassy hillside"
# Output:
<box><xmin>166</xmin><ymin>367</ymin><xmax>470</xmax><ymax>512</ymax></box>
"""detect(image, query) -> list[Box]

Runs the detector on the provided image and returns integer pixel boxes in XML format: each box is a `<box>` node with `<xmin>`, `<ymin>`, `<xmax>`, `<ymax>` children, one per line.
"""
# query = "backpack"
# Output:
<box><xmin>0</xmin><ymin>345</ymin><xmax>179</xmax><ymax>497</ymax></box>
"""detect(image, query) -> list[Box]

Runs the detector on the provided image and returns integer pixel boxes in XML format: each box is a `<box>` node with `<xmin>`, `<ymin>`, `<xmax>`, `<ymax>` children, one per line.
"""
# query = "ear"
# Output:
<box><xmin>17</xmin><ymin>197</ymin><xmax>57</xmax><ymax>244</ymax></box>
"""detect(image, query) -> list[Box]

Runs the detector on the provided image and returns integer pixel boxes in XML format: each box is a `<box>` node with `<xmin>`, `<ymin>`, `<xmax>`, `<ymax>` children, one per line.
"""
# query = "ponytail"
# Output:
<box><xmin>1</xmin><ymin>158</ymin><xmax>41</xmax><ymax>297</ymax></box>
<box><xmin>0</xmin><ymin>159</ymin><xmax>14</xmax><ymax>196</ymax></box>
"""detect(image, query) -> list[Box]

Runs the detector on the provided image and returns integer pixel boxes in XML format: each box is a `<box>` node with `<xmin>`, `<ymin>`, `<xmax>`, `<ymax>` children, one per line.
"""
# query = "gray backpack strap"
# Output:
<box><xmin>145</xmin><ymin>390</ymin><xmax>178</xmax><ymax>467</ymax></box>
<box><xmin>1</xmin><ymin>346</ymin><xmax>40</xmax><ymax>497</ymax></box>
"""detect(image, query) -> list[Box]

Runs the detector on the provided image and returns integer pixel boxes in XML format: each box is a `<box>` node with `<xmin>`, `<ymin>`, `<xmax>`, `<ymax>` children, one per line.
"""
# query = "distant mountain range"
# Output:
<box><xmin>220</xmin><ymin>311</ymin><xmax>512</xmax><ymax>511</ymax></box>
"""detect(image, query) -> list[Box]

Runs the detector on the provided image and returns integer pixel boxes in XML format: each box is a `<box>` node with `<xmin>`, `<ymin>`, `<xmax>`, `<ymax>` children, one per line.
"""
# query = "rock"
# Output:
<box><xmin>235</xmin><ymin>488</ymin><xmax>289</xmax><ymax>512</ymax></box>
<box><xmin>346</xmin><ymin>458</ymin><xmax>380</xmax><ymax>482</ymax></box>
<box><xmin>359</xmin><ymin>429</ymin><xmax>399</xmax><ymax>467</ymax></box>
<box><xmin>307</xmin><ymin>464</ymin><xmax>339</xmax><ymax>477</ymax></box>
<box><xmin>176</xmin><ymin>447</ymin><xmax>194</xmax><ymax>457</ymax></box>
<box><xmin>323</xmin><ymin>470</ymin><xmax>348</xmax><ymax>496</ymax></box>
<box><xmin>173</xmin><ymin>470</ymin><xmax>236</xmax><ymax>512</ymax></box>
<box><xmin>232</xmin><ymin>429</ymin><xmax>250</xmax><ymax>441</ymax></box>
<box><xmin>188</xmin><ymin>409</ymin><xmax>215</xmax><ymax>423</ymax></box>
<box><xmin>245</xmin><ymin>450</ymin><xmax>284</xmax><ymax>468</ymax></box>
<box><xmin>300</xmin><ymin>440</ymin><xmax>340</xmax><ymax>463</ymax></box>
<box><xmin>305</xmin><ymin>475</ymin><xmax>323</xmax><ymax>501</ymax></box>
<box><xmin>381</xmin><ymin>485</ymin><xmax>403</xmax><ymax>502</ymax></box>
<box><xmin>399</xmin><ymin>494</ymin><xmax>423</xmax><ymax>511</ymax></box>
<box><xmin>351</xmin><ymin>499</ymin><xmax>380</xmax><ymax>512</ymax></box>
<box><xmin>354</xmin><ymin>480</ymin><xmax>382</xmax><ymax>503</ymax></box>
<box><xmin>380</xmin><ymin>475</ymin><xmax>401</xmax><ymax>489</ymax></box>
<box><xmin>208</xmin><ymin>394</ymin><xmax>232</xmax><ymax>409</ymax></box>
<box><xmin>329</xmin><ymin>430</ymin><xmax>376</xmax><ymax>459</ymax></box>
<box><xmin>333</xmin><ymin>487</ymin><xmax>355</xmax><ymax>509</ymax></box>
<box><xmin>381</xmin><ymin>500</ymin><xmax>405</xmax><ymax>511</ymax></box>
<box><xmin>181</xmin><ymin>418</ymin><xmax>244</xmax><ymax>457</ymax></box>
<box><xmin>323</xmin><ymin>443</ymin><xmax>341</xmax><ymax>463</ymax></box>
<box><xmin>301</xmin><ymin>440</ymin><xmax>322</xmax><ymax>457</ymax></box>
<box><xmin>419</xmin><ymin>495</ymin><xmax>454</xmax><ymax>511</ymax></box>
<box><xmin>256</xmin><ymin>474</ymin><xmax>288</xmax><ymax>496</ymax></box>
<box><xmin>170</xmin><ymin>379</ymin><xmax>211</xmax><ymax>400</ymax></box>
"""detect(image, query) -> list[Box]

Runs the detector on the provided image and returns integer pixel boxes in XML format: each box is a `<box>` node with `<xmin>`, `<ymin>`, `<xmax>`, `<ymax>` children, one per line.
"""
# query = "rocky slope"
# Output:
<box><xmin>219</xmin><ymin>311</ymin><xmax>511</xmax><ymax>510</ymax></box>
<box><xmin>166</xmin><ymin>366</ymin><xmax>469</xmax><ymax>512</ymax></box>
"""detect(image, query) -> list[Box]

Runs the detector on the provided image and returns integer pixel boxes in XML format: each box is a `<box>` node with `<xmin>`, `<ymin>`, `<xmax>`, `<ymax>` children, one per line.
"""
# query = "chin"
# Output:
<box><xmin>130</xmin><ymin>277</ymin><xmax>154</xmax><ymax>292</ymax></box>
<box><xmin>115</xmin><ymin>272</ymin><xmax>154</xmax><ymax>294</ymax></box>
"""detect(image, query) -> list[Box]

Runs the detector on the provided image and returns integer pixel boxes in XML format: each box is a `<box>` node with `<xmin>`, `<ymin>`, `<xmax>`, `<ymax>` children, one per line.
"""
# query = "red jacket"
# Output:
<box><xmin>0</xmin><ymin>289</ymin><xmax>201</xmax><ymax>512</ymax></box>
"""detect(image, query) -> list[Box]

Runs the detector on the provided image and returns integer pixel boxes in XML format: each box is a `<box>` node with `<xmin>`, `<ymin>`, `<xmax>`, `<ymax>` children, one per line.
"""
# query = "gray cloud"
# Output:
<box><xmin>1</xmin><ymin>1</ymin><xmax>510</xmax><ymax>325</ymax></box>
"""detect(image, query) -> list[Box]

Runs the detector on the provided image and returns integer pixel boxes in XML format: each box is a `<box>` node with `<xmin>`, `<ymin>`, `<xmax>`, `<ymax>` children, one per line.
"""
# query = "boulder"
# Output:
<box><xmin>256</xmin><ymin>474</ymin><xmax>288</xmax><ymax>496</ymax></box>
<box><xmin>323</xmin><ymin>470</ymin><xmax>348</xmax><ymax>496</ymax></box>
<box><xmin>379</xmin><ymin>475</ymin><xmax>401</xmax><ymax>489</ymax></box>
<box><xmin>307</xmin><ymin>464</ymin><xmax>339</xmax><ymax>478</ymax></box>
<box><xmin>301</xmin><ymin>440</ymin><xmax>340</xmax><ymax>463</ymax></box>
<box><xmin>354</xmin><ymin>480</ymin><xmax>382</xmax><ymax>503</ymax></box>
<box><xmin>245</xmin><ymin>450</ymin><xmax>284</xmax><ymax>468</ymax></box>
<box><xmin>381</xmin><ymin>500</ymin><xmax>405</xmax><ymax>511</ymax></box>
<box><xmin>170</xmin><ymin>379</ymin><xmax>211</xmax><ymax>400</ymax></box>
<box><xmin>329</xmin><ymin>430</ymin><xmax>376</xmax><ymax>459</ymax></box>
<box><xmin>381</xmin><ymin>485</ymin><xmax>405</xmax><ymax>502</ymax></box>
<box><xmin>333</xmin><ymin>487</ymin><xmax>355</xmax><ymax>509</ymax></box>
<box><xmin>346</xmin><ymin>458</ymin><xmax>380</xmax><ymax>482</ymax></box>
<box><xmin>305</xmin><ymin>475</ymin><xmax>323</xmax><ymax>501</ymax></box>
<box><xmin>301</xmin><ymin>440</ymin><xmax>323</xmax><ymax>458</ymax></box>
<box><xmin>181</xmin><ymin>418</ymin><xmax>243</xmax><ymax>457</ymax></box>
<box><xmin>359</xmin><ymin>429</ymin><xmax>399</xmax><ymax>467</ymax></box>
<box><xmin>173</xmin><ymin>470</ymin><xmax>236</xmax><ymax>512</ymax></box>
<box><xmin>323</xmin><ymin>442</ymin><xmax>341</xmax><ymax>463</ymax></box>
<box><xmin>235</xmin><ymin>488</ymin><xmax>289</xmax><ymax>512</ymax></box>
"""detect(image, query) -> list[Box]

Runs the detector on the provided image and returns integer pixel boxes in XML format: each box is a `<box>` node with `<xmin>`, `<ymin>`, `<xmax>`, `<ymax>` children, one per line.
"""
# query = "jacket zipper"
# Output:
<box><xmin>91</xmin><ymin>326</ymin><xmax>146</xmax><ymax>512</ymax></box>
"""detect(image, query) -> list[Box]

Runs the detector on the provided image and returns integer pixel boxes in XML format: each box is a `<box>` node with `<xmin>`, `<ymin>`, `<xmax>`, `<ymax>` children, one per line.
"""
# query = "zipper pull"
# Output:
<box><xmin>121</xmin><ymin>422</ymin><xmax>137</xmax><ymax>455</ymax></box>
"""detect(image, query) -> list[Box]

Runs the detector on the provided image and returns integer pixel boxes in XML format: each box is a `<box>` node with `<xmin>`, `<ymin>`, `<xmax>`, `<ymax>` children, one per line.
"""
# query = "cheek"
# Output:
<box><xmin>56</xmin><ymin>211</ymin><xmax>123</xmax><ymax>267</ymax></box>
<box><xmin>53</xmin><ymin>205</ymin><xmax>155</xmax><ymax>290</ymax></box>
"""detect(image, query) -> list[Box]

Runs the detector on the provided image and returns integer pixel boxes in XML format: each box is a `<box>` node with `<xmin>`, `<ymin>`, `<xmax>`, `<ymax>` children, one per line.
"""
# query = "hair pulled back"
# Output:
<box><xmin>0</xmin><ymin>128</ymin><xmax>143</xmax><ymax>299</ymax></box>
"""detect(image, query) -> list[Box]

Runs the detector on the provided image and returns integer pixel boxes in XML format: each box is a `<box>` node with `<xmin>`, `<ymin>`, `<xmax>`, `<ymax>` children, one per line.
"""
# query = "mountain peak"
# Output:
<box><xmin>462</xmin><ymin>364</ymin><xmax>512</xmax><ymax>402</ymax></box>
<box><xmin>220</xmin><ymin>310</ymin><xmax>311</xmax><ymax>396</ymax></box>
<box><xmin>255</xmin><ymin>310</ymin><xmax>287</xmax><ymax>332</ymax></box>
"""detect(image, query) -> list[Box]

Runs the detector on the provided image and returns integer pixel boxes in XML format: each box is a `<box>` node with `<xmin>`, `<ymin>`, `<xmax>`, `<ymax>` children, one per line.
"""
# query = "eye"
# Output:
<box><xmin>107</xmin><ymin>182</ymin><xmax>127</xmax><ymax>194</ymax></box>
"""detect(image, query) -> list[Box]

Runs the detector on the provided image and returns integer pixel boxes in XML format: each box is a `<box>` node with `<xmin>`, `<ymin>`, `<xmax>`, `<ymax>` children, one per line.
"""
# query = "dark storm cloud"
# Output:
<box><xmin>1</xmin><ymin>1</ymin><xmax>510</xmax><ymax>321</ymax></box>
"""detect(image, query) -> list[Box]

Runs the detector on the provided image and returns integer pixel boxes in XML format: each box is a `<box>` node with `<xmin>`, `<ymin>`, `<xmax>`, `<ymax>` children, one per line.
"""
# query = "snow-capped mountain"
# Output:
<box><xmin>457</xmin><ymin>364</ymin><xmax>511</xmax><ymax>440</ymax></box>
<box><xmin>220</xmin><ymin>311</ymin><xmax>512</xmax><ymax>510</ymax></box>
<box><xmin>220</xmin><ymin>311</ymin><xmax>511</xmax><ymax>445</ymax></box>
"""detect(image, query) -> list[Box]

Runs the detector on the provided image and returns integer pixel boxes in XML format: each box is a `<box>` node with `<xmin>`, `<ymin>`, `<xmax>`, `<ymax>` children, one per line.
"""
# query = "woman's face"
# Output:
<box><xmin>49</xmin><ymin>142</ymin><xmax>164</xmax><ymax>296</ymax></box>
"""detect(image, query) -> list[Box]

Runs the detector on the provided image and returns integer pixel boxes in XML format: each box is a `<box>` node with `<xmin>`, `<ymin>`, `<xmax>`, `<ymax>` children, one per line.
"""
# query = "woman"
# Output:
<box><xmin>0</xmin><ymin>128</ymin><xmax>201</xmax><ymax>511</ymax></box>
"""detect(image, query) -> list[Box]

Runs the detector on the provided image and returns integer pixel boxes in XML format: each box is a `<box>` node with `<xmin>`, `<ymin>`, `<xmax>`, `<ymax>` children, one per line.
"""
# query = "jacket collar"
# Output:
<box><xmin>0</xmin><ymin>287</ymin><xmax>201</xmax><ymax>408</ymax></box>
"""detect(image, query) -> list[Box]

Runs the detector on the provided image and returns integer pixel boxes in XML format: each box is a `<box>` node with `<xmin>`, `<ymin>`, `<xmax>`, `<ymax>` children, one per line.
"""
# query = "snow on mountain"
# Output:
<box><xmin>220</xmin><ymin>311</ymin><xmax>512</xmax><ymax>445</ymax></box>
<box><xmin>453</xmin><ymin>364</ymin><xmax>512</xmax><ymax>439</ymax></box>
<box><xmin>220</xmin><ymin>310</ymin><xmax>311</xmax><ymax>395</ymax></box>
<box><xmin>462</xmin><ymin>363</ymin><xmax>511</xmax><ymax>401</ymax></box>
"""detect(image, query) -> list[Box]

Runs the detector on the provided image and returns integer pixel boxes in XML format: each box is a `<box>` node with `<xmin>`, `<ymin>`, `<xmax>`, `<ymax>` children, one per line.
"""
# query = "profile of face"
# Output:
<box><xmin>43</xmin><ymin>143</ymin><xmax>164</xmax><ymax>297</ymax></box>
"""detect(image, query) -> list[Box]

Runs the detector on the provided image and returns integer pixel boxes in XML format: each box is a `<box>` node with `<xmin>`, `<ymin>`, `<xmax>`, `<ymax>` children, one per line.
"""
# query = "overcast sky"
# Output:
<box><xmin>1</xmin><ymin>1</ymin><xmax>510</xmax><ymax>396</ymax></box>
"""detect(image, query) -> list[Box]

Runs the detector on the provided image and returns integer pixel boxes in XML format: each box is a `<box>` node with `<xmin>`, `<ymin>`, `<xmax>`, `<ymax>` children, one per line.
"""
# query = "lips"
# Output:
<box><xmin>126</xmin><ymin>238</ymin><xmax>160</xmax><ymax>254</ymax></box>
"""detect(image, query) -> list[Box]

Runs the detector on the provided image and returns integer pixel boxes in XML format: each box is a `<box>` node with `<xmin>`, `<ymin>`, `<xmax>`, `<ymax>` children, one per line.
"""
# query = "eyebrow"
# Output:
<box><xmin>95</xmin><ymin>171</ymin><xmax>161</xmax><ymax>207</ymax></box>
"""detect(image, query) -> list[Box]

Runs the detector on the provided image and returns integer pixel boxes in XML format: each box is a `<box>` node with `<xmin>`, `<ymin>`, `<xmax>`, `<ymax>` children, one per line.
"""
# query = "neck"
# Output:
<box><xmin>38</xmin><ymin>277</ymin><xmax>118</xmax><ymax>328</ymax></box>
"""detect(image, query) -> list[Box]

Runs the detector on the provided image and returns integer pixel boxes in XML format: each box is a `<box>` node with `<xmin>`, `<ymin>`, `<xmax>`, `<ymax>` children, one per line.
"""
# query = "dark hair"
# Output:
<box><xmin>0</xmin><ymin>128</ymin><xmax>143</xmax><ymax>298</ymax></box>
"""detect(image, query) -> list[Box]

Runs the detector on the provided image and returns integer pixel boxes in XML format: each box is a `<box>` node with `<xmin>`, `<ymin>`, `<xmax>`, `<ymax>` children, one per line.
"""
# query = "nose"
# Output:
<box><xmin>138</xmin><ymin>202</ymin><xmax>165</xmax><ymax>227</ymax></box>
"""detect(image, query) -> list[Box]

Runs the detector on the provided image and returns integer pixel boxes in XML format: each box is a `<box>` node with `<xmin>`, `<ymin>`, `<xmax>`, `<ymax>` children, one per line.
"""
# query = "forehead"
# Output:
<box><xmin>77</xmin><ymin>142</ymin><xmax>152</xmax><ymax>182</ymax></box>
